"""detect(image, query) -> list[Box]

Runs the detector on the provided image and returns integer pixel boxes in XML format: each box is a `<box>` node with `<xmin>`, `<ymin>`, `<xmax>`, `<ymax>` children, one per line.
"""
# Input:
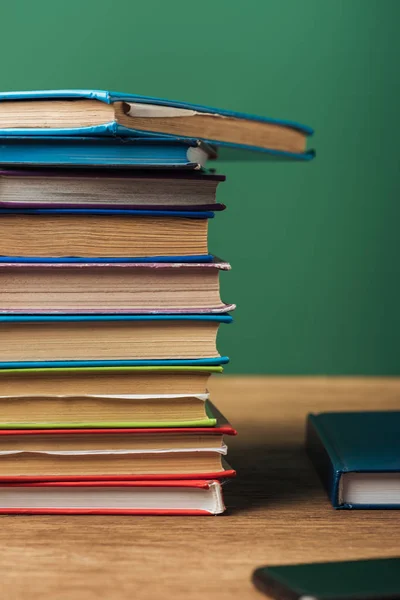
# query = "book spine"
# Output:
<box><xmin>305</xmin><ymin>415</ymin><xmax>343</xmax><ymax>508</ymax></box>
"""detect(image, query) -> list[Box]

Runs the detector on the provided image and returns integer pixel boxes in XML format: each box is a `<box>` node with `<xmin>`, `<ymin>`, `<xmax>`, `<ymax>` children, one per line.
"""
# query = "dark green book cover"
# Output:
<box><xmin>253</xmin><ymin>558</ymin><xmax>400</xmax><ymax>599</ymax></box>
<box><xmin>306</xmin><ymin>412</ymin><xmax>400</xmax><ymax>508</ymax></box>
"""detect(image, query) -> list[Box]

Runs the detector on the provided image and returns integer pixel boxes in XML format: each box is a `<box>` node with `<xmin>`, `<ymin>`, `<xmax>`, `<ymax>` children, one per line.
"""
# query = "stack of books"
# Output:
<box><xmin>0</xmin><ymin>90</ymin><xmax>314</xmax><ymax>515</ymax></box>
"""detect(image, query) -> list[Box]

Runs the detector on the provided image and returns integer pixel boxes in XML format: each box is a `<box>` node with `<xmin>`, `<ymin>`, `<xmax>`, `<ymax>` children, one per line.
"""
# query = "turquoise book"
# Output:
<box><xmin>306</xmin><ymin>412</ymin><xmax>400</xmax><ymax>509</ymax></box>
<box><xmin>0</xmin><ymin>314</ymin><xmax>231</xmax><ymax>369</ymax></box>
<box><xmin>0</xmin><ymin>89</ymin><xmax>314</xmax><ymax>159</ymax></box>
<box><xmin>0</xmin><ymin>136</ymin><xmax>213</xmax><ymax>169</ymax></box>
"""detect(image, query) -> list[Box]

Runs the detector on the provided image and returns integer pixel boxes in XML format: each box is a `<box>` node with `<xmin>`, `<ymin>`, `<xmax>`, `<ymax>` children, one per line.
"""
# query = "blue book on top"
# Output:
<box><xmin>0</xmin><ymin>314</ymin><xmax>232</xmax><ymax>368</ymax></box>
<box><xmin>0</xmin><ymin>89</ymin><xmax>315</xmax><ymax>160</ymax></box>
<box><xmin>306</xmin><ymin>411</ymin><xmax>400</xmax><ymax>509</ymax></box>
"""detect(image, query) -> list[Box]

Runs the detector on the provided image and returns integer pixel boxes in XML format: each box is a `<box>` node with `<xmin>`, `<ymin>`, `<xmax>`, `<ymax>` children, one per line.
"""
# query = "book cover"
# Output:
<box><xmin>0</xmin><ymin>423</ymin><xmax>237</xmax><ymax>437</ymax></box>
<box><xmin>0</xmin><ymin>365</ymin><xmax>224</xmax><ymax>375</ymax></box>
<box><xmin>0</xmin><ymin>208</ymin><xmax>213</xmax><ymax>217</ymax></box>
<box><xmin>253</xmin><ymin>558</ymin><xmax>400</xmax><ymax>600</ymax></box>
<box><xmin>0</xmin><ymin>314</ymin><xmax>232</xmax><ymax>322</ymax></box>
<box><xmin>0</xmin><ymin>135</ymin><xmax>214</xmax><ymax>168</ymax></box>
<box><xmin>306</xmin><ymin>411</ymin><xmax>400</xmax><ymax>508</ymax></box>
<box><xmin>0</xmin><ymin>256</ymin><xmax>214</xmax><ymax>264</ymax></box>
<box><xmin>0</xmin><ymin>89</ymin><xmax>314</xmax><ymax>160</ymax></box>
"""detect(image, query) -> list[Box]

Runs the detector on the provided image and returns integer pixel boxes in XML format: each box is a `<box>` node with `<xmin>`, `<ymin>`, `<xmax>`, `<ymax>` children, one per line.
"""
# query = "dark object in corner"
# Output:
<box><xmin>252</xmin><ymin>557</ymin><xmax>400</xmax><ymax>599</ymax></box>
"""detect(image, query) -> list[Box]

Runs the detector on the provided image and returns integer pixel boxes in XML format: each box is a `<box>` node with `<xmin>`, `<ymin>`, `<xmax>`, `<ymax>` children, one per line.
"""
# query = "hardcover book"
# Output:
<box><xmin>0</xmin><ymin>314</ymin><xmax>231</xmax><ymax>368</ymax></box>
<box><xmin>253</xmin><ymin>558</ymin><xmax>400</xmax><ymax>600</ymax></box>
<box><xmin>0</xmin><ymin>479</ymin><xmax>226</xmax><ymax>515</ymax></box>
<box><xmin>0</xmin><ymin>136</ymin><xmax>213</xmax><ymax>168</ymax></box>
<box><xmin>0</xmin><ymin>393</ymin><xmax>221</xmax><ymax>428</ymax></box>
<box><xmin>0</xmin><ymin>258</ymin><xmax>234</xmax><ymax>314</ymax></box>
<box><xmin>0</xmin><ymin>169</ymin><xmax>226</xmax><ymax>211</ymax></box>
<box><xmin>0</xmin><ymin>208</ymin><xmax>214</xmax><ymax>261</ymax></box>
<box><xmin>306</xmin><ymin>411</ymin><xmax>400</xmax><ymax>508</ymax></box>
<box><xmin>0</xmin><ymin>365</ymin><xmax>223</xmax><ymax>397</ymax></box>
<box><xmin>0</xmin><ymin>89</ymin><xmax>315</xmax><ymax>159</ymax></box>
<box><xmin>0</xmin><ymin>405</ymin><xmax>236</xmax><ymax>480</ymax></box>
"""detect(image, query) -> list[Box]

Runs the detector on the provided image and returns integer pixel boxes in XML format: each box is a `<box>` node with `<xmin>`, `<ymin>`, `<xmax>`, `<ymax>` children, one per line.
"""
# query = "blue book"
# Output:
<box><xmin>0</xmin><ymin>135</ymin><xmax>213</xmax><ymax>168</ymax></box>
<box><xmin>0</xmin><ymin>314</ymin><xmax>232</xmax><ymax>368</ymax></box>
<box><xmin>0</xmin><ymin>89</ymin><xmax>314</xmax><ymax>160</ymax></box>
<box><xmin>306</xmin><ymin>412</ymin><xmax>400</xmax><ymax>509</ymax></box>
<box><xmin>0</xmin><ymin>207</ymin><xmax>214</xmax><ymax>263</ymax></box>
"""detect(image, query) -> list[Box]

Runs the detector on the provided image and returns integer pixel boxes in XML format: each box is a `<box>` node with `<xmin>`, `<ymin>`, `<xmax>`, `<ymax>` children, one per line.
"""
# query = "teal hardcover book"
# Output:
<box><xmin>0</xmin><ymin>135</ymin><xmax>213</xmax><ymax>168</ymax></box>
<box><xmin>0</xmin><ymin>314</ymin><xmax>232</xmax><ymax>369</ymax></box>
<box><xmin>0</xmin><ymin>89</ymin><xmax>314</xmax><ymax>159</ymax></box>
<box><xmin>253</xmin><ymin>558</ymin><xmax>400</xmax><ymax>600</ymax></box>
<box><xmin>306</xmin><ymin>412</ymin><xmax>400</xmax><ymax>509</ymax></box>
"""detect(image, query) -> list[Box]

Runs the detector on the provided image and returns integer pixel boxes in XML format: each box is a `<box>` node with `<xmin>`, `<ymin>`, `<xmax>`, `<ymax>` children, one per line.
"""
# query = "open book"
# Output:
<box><xmin>0</xmin><ymin>90</ymin><xmax>314</xmax><ymax>159</ymax></box>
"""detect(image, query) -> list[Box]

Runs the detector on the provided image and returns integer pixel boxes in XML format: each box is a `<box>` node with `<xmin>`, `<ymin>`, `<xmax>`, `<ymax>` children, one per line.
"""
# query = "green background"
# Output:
<box><xmin>1</xmin><ymin>0</ymin><xmax>399</xmax><ymax>374</ymax></box>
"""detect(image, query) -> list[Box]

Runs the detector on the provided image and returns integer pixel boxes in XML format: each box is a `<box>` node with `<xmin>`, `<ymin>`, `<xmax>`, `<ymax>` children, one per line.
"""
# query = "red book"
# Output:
<box><xmin>0</xmin><ymin>424</ymin><xmax>236</xmax><ymax>482</ymax></box>
<box><xmin>0</xmin><ymin>479</ymin><xmax>226</xmax><ymax>515</ymax></box>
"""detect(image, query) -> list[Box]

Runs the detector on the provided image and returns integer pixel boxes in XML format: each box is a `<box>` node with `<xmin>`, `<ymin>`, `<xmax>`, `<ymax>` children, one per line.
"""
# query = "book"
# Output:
<box><xmin>306</xmin><ymin>412</ymin><xmax>400</xmax><ymax>508</ymax></box>
<box><xmin>0</xmin><ymin>393</ymin><xmax>219</xmax><ymax>428</ymax></box>
<box><xmin>0</xmin><ymin>208</ymin><xmax>213</xmax><ymax>260</ymax></box>
<box><xmin>0</xmin><ymin>410</ymin><xmax>236</xmax><ymax>479</ymax></box>
<box><xmin>0</xmin><ymin>480</ymin><xmax>226</xmax><ymax>515</ymax></box>
<box><xmin>0</xmin><ymin>365</ymin><xmax>222</xmax><ymax>397</ymax></box>
<box><xmin>0</xmin><ymin>314</ymin><xmax>231</xmax><ymax>367</ymax></box>
<box><xmin>0</xmin><ymin>136</ymin><xmax>214</xmax><ymax>168</ymax></box>
<box><xmin>252</xmin><ymin>558</ymin><xmax>400</xmax><ymax>600</ymax></box>
<box><xmin>0</xmin><ymin>258</ymin><xmax>234</xmax><ymax>314</ymax></box>
<box><xmin>0</xmin><ymin>89</ymin><xmax>314</xmax><ymax>159</ymax></box>
<box><xmin>0</xmin><ymin>169</ymin><xmax>226</xmax><ymax>211</ymax></box>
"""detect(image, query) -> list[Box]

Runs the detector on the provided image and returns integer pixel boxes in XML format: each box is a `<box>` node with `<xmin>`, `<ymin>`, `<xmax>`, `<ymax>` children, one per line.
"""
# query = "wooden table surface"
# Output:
<box><xmin>1</xmin><ymin>376</ymin><xmax>399</xmax><ymax>599</ymax></box>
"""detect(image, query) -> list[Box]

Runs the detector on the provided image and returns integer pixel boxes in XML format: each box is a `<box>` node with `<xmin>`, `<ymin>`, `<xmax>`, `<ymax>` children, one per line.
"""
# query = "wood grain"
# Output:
<box><xmin>0</xmin><ymin>376</ymin><xmax>399</xmax><ymax>600</ymax></box>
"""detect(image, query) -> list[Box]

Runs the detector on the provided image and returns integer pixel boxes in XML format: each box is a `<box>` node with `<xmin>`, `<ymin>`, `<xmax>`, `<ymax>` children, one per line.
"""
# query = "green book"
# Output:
<box><xmin>0</xmin><ymin>366</ymin><xmax>223</xmax><ymax>428</ymax></box>
<box><xmin>253</xmin><ymin>558</ymin><xmax>400</xmax><ymax>600</ymax></box>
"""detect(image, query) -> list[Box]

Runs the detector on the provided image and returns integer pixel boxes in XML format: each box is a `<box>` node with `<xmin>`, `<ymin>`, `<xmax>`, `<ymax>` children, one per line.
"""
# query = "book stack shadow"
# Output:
<box><xmin>0</xmin><ymin>89</ymin><xmax>313</xmax><ymax>514</ymax></box>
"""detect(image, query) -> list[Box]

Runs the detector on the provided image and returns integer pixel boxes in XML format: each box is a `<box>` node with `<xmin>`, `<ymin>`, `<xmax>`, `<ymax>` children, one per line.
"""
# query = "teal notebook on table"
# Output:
<box><xmin>0</xmin><ymin>314</ymin><xmax>231</xmax><ymax>369</ymax></box>
<box><xmin>306</xmin><ymin>412</ymin><xmax>400</xmax><ymax>509</ymax></box>
<box><xmin>253</xmin><ymin>558</ymin><xmax>400</xmax><ymax>600</ymax></box>
<box><xmin>0</xmin><ymin>89</ymin><xmax>314</xmax><ymax>160</ymax></box>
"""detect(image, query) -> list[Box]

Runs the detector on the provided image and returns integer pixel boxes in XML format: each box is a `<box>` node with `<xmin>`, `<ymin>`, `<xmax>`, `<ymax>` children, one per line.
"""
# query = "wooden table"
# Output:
<box><xmin>1</xmin><ymin>377</ymin><xmax>399</xmax><ymax>599</ymax></box>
